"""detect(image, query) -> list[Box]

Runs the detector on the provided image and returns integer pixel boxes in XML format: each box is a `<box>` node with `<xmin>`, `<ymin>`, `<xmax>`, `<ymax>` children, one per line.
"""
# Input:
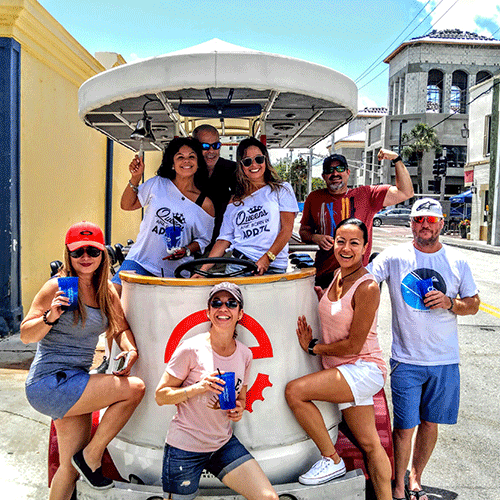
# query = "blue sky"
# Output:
<box><xmin>39</xmin><ymin>0</ymin><xmax>500</xmax><ymax>111</ymax></box>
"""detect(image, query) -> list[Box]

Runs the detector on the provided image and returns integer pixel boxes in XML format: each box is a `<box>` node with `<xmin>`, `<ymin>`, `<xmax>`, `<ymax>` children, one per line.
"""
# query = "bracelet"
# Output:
<box><xmin>308</xmin><ymin>338</ymin><xmax>319</xmax><ymax>356</ymax></box>
<box><xmin>447</xmin><ymin>297</ymin><xmax>454</xmax><ymax>311</ymax></box>
<box><xmin>391</xmin><ymin>155</ymin><xmax>403</xmax><ymax>165</ymax></box>
<box><xmin>128</xmin><ymin>180</ymin><xmax>139</xmax><ymax>193</ymax></box>
<box><xmin>42</xmin><ymin>309</ymin><xmax>58</xmax><ymax>326</ymax></box>
<box><xmin>266</xmin><ymin>250</ymin><xmax>276</xmax><ymax>262</ymax></box>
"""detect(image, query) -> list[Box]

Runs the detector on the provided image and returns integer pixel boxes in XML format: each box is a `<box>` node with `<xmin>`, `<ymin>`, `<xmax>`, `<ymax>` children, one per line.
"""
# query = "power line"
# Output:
<box><xmin>355</xmin><ymin>0</ymin><xmax>434</xmax><ymax>84</ymax></box>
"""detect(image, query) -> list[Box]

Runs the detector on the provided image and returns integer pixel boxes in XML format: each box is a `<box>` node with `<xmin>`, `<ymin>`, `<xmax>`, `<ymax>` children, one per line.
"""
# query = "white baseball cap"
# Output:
<box><xmin>410</xmin><ymin>198</ymin><xmax>443</xmax><ymax>218</ymax></box>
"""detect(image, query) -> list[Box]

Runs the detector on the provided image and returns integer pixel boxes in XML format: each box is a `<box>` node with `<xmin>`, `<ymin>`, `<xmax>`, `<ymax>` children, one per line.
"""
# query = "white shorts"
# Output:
<box><xmin>336</xmin><ymin>359</ymin><xmax>385</xmax><ymax>411</ymax></box>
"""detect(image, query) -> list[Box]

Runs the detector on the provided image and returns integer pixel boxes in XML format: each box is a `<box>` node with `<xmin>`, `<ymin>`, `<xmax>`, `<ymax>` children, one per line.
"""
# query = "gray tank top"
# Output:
<box><xmin>25</xmin><ymin>306</ymin><xmax>108</xmax><ymax>386</ymax></box>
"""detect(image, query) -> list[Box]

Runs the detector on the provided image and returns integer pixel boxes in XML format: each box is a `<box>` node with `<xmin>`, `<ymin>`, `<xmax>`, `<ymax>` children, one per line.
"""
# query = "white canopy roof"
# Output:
<box><xmin>79</xmin><ymin>39</ymin><xmax>358</xmax><ymax>151</ymax></box>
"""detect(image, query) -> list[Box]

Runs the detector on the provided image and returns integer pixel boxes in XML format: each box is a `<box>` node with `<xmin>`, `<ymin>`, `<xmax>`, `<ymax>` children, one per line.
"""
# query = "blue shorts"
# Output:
<box><xmin>25</xmin><ymin>369</ymin><xmax>90</xmax><ymax>420</ymax></box>
<box><xmin>111</xmin><ymin>259</ymin><xmax>155</xmax><ymax>286</ymax></box>
<box><xmin>390</xmin><ymin>359</ymin><xmax>460</xmax><ymax>429</ymax></box>
<box><xmin>162</xmin><ymin>435</ymin><xmax>253</xmax><ymax>500</ymax></box>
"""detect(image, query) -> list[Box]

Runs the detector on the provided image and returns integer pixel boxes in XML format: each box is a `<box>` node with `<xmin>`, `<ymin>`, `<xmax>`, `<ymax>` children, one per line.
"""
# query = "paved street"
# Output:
<box><xmin>1</xmin><ymin>226</ymin><xmax>499</xmax><ymax>499</ymax></box>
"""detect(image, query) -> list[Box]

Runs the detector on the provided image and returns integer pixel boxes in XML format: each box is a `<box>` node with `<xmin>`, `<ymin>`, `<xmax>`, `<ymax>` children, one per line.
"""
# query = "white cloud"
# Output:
<box><xmin>358</xmin><ymin>94</ymin><xmax>383</xmax><ymax>110</ymax></box>
<box><xmin>418</xmin><ymin>0</ymin><xmax>500</xmax><ymax>36</ymax></box>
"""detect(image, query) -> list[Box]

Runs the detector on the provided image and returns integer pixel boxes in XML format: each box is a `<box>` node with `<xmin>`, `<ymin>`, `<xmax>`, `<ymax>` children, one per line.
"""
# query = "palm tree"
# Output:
<box><xmin>401</xmin><ymin>123</ymin><xmax>441</xmax><ymax>194</ymax></box>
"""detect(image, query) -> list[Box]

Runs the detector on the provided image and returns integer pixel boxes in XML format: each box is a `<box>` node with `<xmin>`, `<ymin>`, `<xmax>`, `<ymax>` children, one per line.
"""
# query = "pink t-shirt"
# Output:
<box><xmin>318</xmin><ymin>273</ymin><xmax>387</xmax><ymax>380</ymax></box>
<box><xmin>165</xmin><ymin>333</ymin><xmax>252</xmax><ymax>452</ymax></box>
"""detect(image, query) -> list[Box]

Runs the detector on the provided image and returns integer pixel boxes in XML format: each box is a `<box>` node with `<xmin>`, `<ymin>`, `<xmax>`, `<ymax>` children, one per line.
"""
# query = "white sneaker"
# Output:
<box><xmin>298</xmin><ymin>456</ymin><xmax>346</xmax><ymax>485</ymax></box>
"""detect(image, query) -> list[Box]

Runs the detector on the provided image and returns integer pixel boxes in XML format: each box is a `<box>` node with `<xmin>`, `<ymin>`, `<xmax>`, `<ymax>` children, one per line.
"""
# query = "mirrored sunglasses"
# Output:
<box><xmin>69</xmin><ymin>246</ymin><xmax>102</xmax><ymax>258</ymax></box>
<box><xmin>324</xmin><ymin>165</ymin><xmax>348</xmax><ymax>174</ymax></box>
<box><xmin>412</xmin><ymin>216</ymin><xmax>441</xmax><ymax>224</ymax></box>
<box><xmin>241</xmin><ymin>155</ymin><xmax>266</xmax><ymax>168</ymax></box>
<box><xmin>201</xmin><ymin>142</ymin><xmax>221</xmax><ymax>150</ymax></box>
<box><xmin>209</xmin><ymin>298</ymin><xmax>240</xmax><ymax>309</ymax></box>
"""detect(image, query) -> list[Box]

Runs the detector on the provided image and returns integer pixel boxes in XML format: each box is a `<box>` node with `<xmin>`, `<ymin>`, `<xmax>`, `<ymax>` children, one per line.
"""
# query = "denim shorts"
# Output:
<box><xmin>162</xmin><ymin>435</ymin><xmax>253</xmax><ymax>500</ymax></box>
<box><xmin>25</xmin><ymin>369</ymin><xmax>90</xmax><ymax>420</ymax></box>
<box><xmin>390</xmin><ymin>359</ymin><xmax>460</xmax><ymax>429</ymax></box>
<box><xmin>111</xmin><ymin>259</ymin><xmax>155</xmax><ymax>285</ymax></box>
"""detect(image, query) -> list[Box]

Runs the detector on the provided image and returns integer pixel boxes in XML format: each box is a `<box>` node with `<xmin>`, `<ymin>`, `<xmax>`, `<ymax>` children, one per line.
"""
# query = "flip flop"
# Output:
<box><xmin>408</xmin><ymin>490</ymin><xmax>429</xmax><ymax>500</ymax></box>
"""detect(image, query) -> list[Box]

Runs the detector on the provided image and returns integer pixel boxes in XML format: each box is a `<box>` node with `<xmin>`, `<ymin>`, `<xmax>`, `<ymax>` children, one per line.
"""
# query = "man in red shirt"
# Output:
<box><xmin>300</xmin><ymin>149</ymin><xmax>413</xmax><ymax>288</ymax></box>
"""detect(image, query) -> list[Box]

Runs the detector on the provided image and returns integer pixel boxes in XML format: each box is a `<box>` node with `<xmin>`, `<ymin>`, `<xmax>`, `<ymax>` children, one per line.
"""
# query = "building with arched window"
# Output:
<box><xmin>365</xmin><ymin>29</ymin><xmax>500</xmax><ymax>199</ymax></box>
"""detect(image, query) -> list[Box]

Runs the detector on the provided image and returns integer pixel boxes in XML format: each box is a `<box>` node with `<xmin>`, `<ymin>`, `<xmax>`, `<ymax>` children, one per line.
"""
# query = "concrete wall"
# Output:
<box><xmin>1</xmin><ymin>0</ymin><xmax>146</xmax><ymax>313</ymax></box>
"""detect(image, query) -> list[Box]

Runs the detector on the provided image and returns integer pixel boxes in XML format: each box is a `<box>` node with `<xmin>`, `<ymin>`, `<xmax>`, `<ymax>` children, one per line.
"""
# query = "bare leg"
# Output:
<box><xmin>342</xmin><ymin>406</ymin><xmax>392</xmax><ymax>500</ymax></box>
<box><xmin>222</xmin><ymin>459</ymin><xmax>278</xmax><ymax>500</ymax></box>
<box><xmin>392</xmin><ymin>427</ymin><xmax>415</xmax><ymax>499</ymax></box>
<box><xmin>408</xmin><ymin>420</ymin><xmax>437</xmax><ymax>496</ymax></box>
<box><xmin>64</xmin><ymin>374</ymin><xmax>145</xmax><ymax>470</ymax></box>
<box><xmin>285</xmin><ymin>368</ymin><xmax>354</xmax><ymax>462</ymax></box>
<box><xmin>49</xmin><ymin>414</ymin><xmax>92</xmax><ymax>500</ymax></box>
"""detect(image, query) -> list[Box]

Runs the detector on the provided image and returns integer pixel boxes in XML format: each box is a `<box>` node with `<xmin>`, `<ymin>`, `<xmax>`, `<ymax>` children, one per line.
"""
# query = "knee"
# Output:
<box><xmin>129</xmin><ymin>377</ymin><xmax>146</xmax><ymax>404</ymax></box>
<box><xmin>285</xmin><ymin>379</ymin><xmax>302</xmax><ymax>408</ymax></box>
<box><xmin>261</xmin><ymin>489</ymin><xmax>279</xmax><ymax>500</ymax></box>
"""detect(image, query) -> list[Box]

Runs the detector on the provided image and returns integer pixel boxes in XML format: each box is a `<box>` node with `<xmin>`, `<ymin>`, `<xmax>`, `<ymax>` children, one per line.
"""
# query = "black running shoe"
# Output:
<box><xmin>71</xmin><ymin>450</ymin><xmax>114</xmax><ymax>490</ymax></box>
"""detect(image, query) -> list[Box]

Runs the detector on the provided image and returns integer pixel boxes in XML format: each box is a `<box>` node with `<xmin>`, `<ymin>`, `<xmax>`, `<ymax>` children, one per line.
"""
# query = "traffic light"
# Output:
<box><xmin>438</xmin><ymin>157</ymin><xmax>447</xmax><ymax>176</ymax></box>
<box><xmin>432</xmin><ymin>158</ymin><xmax>440</xmax><ymax>176</ymax></box>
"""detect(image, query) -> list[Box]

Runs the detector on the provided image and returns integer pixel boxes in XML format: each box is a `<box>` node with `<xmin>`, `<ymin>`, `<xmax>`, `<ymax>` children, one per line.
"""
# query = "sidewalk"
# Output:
<box><xmin>440</xmin><ymin>233</ymin><xmax>500</xmax><ymax>255</ymax></box>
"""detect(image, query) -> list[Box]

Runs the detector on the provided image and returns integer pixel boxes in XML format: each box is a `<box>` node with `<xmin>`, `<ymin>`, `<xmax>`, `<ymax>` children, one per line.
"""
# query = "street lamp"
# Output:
<box><xmin>461</xmin><ymin>123</ymin><xmax>469</xmax><ymax>139</ymax></box>
<box><xmin>398</xmin><ymin>119</ymin><xmax>408</xmax><ymax>153</ymax></box>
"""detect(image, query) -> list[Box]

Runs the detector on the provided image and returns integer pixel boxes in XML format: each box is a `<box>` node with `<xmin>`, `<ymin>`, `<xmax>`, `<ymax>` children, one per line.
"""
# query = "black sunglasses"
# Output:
<box><xmin>69</xmin><ymin>246</ymin><xmax>102</xmax><ymax>258</ymax></box>
<box><xmin>210</xmin><ymin>298</ymin><xmax>240</xmax><ymax>309</ymax></box>
<box><xmin>324</xmin><ymin>165</ymin><xmax>348</xmax><ymax>174</ymax></box>
<box><xmin>241</xmin><ymin>155</ymin><xmax>266</xmax><ymax>168</ymax></box>
<box><xmin>201</xmin><ymin>142</ymin><xmax>221</xmax><ymax>151</ymax></box>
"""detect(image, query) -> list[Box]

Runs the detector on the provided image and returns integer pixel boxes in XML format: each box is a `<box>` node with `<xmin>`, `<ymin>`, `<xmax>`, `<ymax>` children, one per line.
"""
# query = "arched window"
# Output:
<box><xmin>476</xmin><ymin>71</ymin><xmax>492</xmax><ymax>85</ymax></box>
<box><xmin>427</xmin><ymin>69</ymin><xmax>443</xmax><ymax>113</ymax></box>
<box><xmin>451</xmin><ymin>70</ymin><xmax>468</xmax><ymax>114</ymax></box>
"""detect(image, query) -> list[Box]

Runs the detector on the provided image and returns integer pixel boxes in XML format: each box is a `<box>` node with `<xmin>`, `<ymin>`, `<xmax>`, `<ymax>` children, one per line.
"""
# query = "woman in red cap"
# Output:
<box><xmin>21</xmin><ymin>221</ymin><xmax>145</xmax><ymax>500</ymax></box>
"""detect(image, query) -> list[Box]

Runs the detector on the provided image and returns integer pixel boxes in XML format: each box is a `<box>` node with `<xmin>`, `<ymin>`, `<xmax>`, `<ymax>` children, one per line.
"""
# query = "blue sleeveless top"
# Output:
<box><xmin>25</xmin><ymin>305</ymin><xmax>108</xmax><ymax>386</ymax></box>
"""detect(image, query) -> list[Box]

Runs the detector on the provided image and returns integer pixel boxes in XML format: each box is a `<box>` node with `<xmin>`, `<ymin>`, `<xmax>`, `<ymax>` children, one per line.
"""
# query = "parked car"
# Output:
<box><xmin>373</xmin><ymin>207</ymin><xmax>411</xmax><ymax>227</ymax></box>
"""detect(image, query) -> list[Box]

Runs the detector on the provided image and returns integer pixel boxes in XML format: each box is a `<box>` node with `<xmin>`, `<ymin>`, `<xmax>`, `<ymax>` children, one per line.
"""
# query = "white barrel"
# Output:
<box><xmin>107</xmin><ymin>270</ymin><xmax>341</xmax><ymax>486</ymax></box>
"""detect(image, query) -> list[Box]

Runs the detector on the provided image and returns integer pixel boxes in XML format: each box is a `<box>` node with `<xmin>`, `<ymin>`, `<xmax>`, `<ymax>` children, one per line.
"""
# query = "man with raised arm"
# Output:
<box><xmin>299</xmin><ymin>149</ymin><xmax>413</xmax><ymax>288</ymax></box>
<box><xmin>192</xmin><ymin>124</ymin><xmax>237</xmax><ymax>249</ymax></box>
<box><xmin>367</xmin><ymin>198</ymin><xmax>480</xmax><ymax>500</ymax></box>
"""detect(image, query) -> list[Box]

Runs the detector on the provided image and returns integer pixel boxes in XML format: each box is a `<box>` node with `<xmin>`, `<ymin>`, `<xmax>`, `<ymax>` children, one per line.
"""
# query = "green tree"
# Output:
<box><xmin>401</xmin><ymin>123</ymin><xmax>441</xmax><ymax>194</ymax></box>
<box><xmin>312</xmin><ymin>177</ymin><xmax>326</xmax><ymax>191</ymax></box>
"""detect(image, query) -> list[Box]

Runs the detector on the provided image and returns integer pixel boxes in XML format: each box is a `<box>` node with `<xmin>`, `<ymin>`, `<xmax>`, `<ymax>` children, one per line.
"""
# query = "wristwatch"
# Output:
<box><xmin>184</xmin><ymin>247</ymin><xmax>191</xmax><ymax>257</ymax></box>
<box><xmin>266</xmin><ymin>250</ymin><xmax>276</xmax><ymax>262</ymax></box>
<box><xmin>308</xmin><ymin>338</ymin><xmax>319</xmax><ymax>356</ymax></box>
<box><xmin>391</xmin><ymin>155</ymin><xmax>403</xmax><ymax>165</ymax></box>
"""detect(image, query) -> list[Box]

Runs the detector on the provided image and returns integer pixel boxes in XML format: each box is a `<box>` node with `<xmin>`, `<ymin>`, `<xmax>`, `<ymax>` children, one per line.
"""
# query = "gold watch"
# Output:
<box><xmin>266</xmin><ymin>250</ymin><xmax>276</xmax><ymax>261</ymax></box>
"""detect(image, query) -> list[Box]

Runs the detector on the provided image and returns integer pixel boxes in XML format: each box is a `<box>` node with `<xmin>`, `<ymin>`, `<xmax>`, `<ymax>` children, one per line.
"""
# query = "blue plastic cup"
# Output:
<box><xmin>164</xmin><ymin>226</ymin><xmax>182</xmax><ymax>252</ymax></box>
<box><xmin>217</xmin><ymin>372</ymin><xmax>236</xmax><ymax>410</ymax></box>
<box><xmin>417</xmin><ymin>278</ymin><xmax>434</xmax><ymax>300</ymax></box>
<box><xmin>58</xmin><ymin>277</ymin><xmax>79</xmax><ymax>311</ymax></box>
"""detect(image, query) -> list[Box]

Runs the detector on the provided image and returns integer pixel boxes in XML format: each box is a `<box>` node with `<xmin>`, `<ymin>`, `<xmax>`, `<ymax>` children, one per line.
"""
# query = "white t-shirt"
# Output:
<box><xmin>367</xmin><ymin>242</ymin><xmax>478</xmax><ymax>366</ymax></box>
<box><xmin>165</xmin><ymin>333</ymin><xmax>252</xmax><ymax>453</ymax></box>
<box><xmin>126</xmin><ymin>176</ymin><xmax>214</xmax><ymax>277</ymax></box>
<box><xmin>217</xmin><ymin>182</ymin><xmax>299</xmax><ymax>270</ymax></box>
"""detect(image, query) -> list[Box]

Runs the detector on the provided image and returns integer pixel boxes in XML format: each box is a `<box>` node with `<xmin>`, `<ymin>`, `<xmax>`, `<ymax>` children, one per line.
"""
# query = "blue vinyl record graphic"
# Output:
<box><xmin>401</xmin><ymin>268</ymin><xmax>446</xmax><ymax>310</ymax></box>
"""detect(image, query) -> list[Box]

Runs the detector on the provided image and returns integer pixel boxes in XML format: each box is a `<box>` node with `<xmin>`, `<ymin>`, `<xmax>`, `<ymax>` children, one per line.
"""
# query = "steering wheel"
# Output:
<box><xmin>174</xmin><ymin>257</ymin><xmax>258</xmax><ymax>278</ymax></box>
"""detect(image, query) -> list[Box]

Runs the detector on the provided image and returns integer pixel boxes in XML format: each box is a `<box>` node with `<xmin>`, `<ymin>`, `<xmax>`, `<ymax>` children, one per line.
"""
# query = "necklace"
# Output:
<box><xmin>338</xmin><ymin>265</ymin><xmax>363</xmax><ymax>286</ymax></box>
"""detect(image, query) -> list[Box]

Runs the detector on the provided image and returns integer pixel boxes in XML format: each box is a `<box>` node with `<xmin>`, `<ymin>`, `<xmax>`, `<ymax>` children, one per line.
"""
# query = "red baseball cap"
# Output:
<box><xmin>65</xmin><ymin>221</ymin><xmax>105</xmax><ymax>252</ymax></box>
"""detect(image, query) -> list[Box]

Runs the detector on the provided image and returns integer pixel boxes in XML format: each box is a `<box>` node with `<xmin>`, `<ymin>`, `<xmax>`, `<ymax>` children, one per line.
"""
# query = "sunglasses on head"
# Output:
<box><xmin>201</xmin><ymin>142</ymin><xmax>221</xmax><ymax>151</ymax></box>
<box><xmin>241</xmin><ymin>155</ymin><xmax>266</xmax><ymax>168</ymax></box>
<box><xmin>324</xmin><ymin>165</ymin><xmax>348</xmax><ymax>174</ymax></box>
<box><xmin>412</xmin><ymin>216</ymin><xmax>441</xmax><ymax>224</ymax></box>
<box><xmin>210</xmin><ymin>298</ymin><xmax>240</xmax><ymax>309</ymax></box>
<box><xmin>69</xmin><ymin>246</ymin><xmax>102</xmax><ymax>258</ymax></box>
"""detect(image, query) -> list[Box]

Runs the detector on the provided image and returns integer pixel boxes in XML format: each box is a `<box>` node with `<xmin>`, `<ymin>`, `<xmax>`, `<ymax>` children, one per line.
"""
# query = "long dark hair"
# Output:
<box><xmin>334</xmin><ymin>217</ymin><xmax>369</xmax><ymax>245</ymax></box>
<box><xmin>60</xmin><ymin>246</ymin><xmax>119</xmax><ymax>336</ymax></box>
<box><xmin>157</xmin><ymin>137</ymin><xmax>209</xmax><ymax>191</ymax></box>
<box><xmin>233</xmin><ymin>137</ymin><xmax>283</xmax><ymax>203</ymax></box>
